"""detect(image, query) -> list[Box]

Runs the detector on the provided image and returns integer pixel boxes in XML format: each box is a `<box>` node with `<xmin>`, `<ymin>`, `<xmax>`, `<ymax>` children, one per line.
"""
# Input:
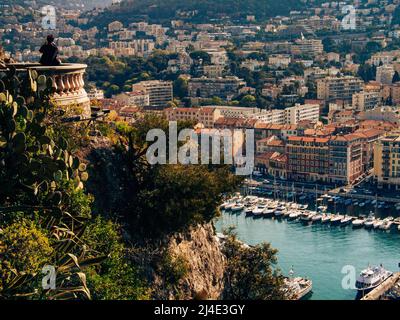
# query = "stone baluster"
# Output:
<box><xmin>69</xmin><ymin>74</ymin><xmax>77</xmax><ymax>94</ymax></box>
<box><xmin>51</xmin><ymin>75</ymin><xmax>58</xmax><ymax>96</ymax></box>
<box><xmin>56</xmin><ymin>74</ymin><xmax>65</xmax><ymax>96</ymax></box>
<box><xmin>78</xmin><ymin>72</ymin><xmax>85</xmax><ymax>93</ymax></box>
<box><xmin>63</xmin><ymin>74</ymin><xmax>71</xmax><ymax>95</ymax></box>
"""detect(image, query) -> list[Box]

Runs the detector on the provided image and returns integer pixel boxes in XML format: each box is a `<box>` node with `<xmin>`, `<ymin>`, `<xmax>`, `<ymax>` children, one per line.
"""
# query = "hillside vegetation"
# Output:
<box><xmin>85</xmin><ymin>0</ymin><xmax>307</xmax><ymax>26</ymax></box>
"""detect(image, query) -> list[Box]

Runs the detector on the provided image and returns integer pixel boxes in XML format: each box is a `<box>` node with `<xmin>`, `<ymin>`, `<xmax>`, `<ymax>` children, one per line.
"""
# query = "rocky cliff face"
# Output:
<box><xmin>156</xmin><ymin>223</ymin><xmax>226</xmax><ymax>300</ymax></box>
<box><xmin>81</xmin><ymin>137</ymin><xmax>227</xmax><ymax>300</ymax></box>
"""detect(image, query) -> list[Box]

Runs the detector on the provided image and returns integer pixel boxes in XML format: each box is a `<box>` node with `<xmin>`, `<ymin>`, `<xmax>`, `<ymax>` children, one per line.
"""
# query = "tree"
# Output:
<box><xmin>240</xmin><ymin>95</ymin><xmax>257</xmax><ymax>107</ymax></box>
<box><xmin>173</xmin><ymin>77</ymin><xmax>188</xmax><ymax>99</ymax></box>
<box><xmin>105</xmin><ymin>114</ymin><xmax>243</xmax><ymax>239</ymax></box>
<box><xmin>357</xmin><ymin>64</ymin><xmax>376</xmax><ymax>82</ymax></box>
<box><xmin>189</xmin><ymin>51</ymin><xmax>211</xmax><ymax>65</ymax></box>
<box><xmin>222</xmin><ymin>230</ymin><xmax>288</xmax><ymax>300</ymax></box>
<box><xmin>83</xmin><ymin>216</ymin><xmax>150</xmax><ymax>300</ymax></box>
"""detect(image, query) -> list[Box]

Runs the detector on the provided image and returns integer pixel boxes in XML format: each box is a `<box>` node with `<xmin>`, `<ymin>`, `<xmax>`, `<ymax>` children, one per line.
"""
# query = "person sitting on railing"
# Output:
<box><xmin>39</xmin><ymin>35</ymin><xmax>61</xmax><ymax>66</ymax></box>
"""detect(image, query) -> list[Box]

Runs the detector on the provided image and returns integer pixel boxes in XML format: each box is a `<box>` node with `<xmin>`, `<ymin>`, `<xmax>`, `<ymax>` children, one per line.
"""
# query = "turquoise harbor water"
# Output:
<box><xmin>215</xmin><ymin>211</ymin><xmax>400</xmax><ymax>300</ymax></box>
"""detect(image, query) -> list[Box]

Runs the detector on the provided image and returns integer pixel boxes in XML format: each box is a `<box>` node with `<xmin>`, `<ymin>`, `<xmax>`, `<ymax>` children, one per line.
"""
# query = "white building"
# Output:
<box><xmin>132</xmin><ymin>80</ymin><xmax>173</xmax><ymax>107</ymax></box>
<box><xmin>285</xmin><ymin>103</ymin><xmax>320</xmax><ymax>124</ymax></box>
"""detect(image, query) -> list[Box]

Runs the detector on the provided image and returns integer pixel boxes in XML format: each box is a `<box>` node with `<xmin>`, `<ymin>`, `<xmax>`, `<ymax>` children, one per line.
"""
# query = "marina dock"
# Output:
<box><xmin>361</xmin><ymin>272</ymin><xmax>400</xmax><ymax>300</ymax></box>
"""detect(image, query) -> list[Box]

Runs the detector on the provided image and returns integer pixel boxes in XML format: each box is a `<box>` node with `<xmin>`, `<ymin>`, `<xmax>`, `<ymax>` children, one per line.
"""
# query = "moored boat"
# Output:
<box><xmin>321</xmin><ymin>214</ymin><xmax>331</xmax><ymax>224</ymax></box>
<box><xmin>299</xmin><ymin>211</ymin><xmax>312</xmax><ymax>222</ymax></box>
<box><xmin>340</xmin><ymin>216</ymin><xmax>353</xmax><ymax>226</ymax></box>
<box><xmin>352</xmin><ymin>218</ymin><xmax>365</xmax><ymax>229</ymax></box>
<box><xmin>284</xmin><ymin>267</ymin><xmax>312</xmax><ymax>300</ymax></box>
<box><xmin>364</xmin><ymin>217</ymin><xmax>375</xmax><ymax>229</ymax></box>
<box><xmin>274</xmin><ymin>206</ymin><xmax>286</xmax><ymax>218</ymax></box>
<box><xmin>355</xmin><ymin>265</ymin><xmax>393</xmax><ymax>295</ymax></box>
<box><xmin>373</xmin><ymin>219</ymin><xmax>383</xmax><ymax>229</ymax></box>
<box><xmin>288</xmin><ymin>211</ymin><xmax>301</xmax><ymax>220</ymax></box>
<box><xmin>231</xmin><ymin>203</ymin><xmax>244</xmax><ymax>212</ymax></box>
<box><xmin>311</xmin><ymin>214</ymin><xmax>322</xmax><ymax>223</ymax></box>
<box><xmin>330</xmin><ymin>214</ymin><xmax>343</xmax><ymax>225</ymax></box>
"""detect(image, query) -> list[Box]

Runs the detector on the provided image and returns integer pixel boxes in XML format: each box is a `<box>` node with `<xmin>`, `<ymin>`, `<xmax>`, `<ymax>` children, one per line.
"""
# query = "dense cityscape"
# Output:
<box><xmin>1</xmin><ymin>0</ymin><xmax>400</xmax><ymax>306</ymax></box>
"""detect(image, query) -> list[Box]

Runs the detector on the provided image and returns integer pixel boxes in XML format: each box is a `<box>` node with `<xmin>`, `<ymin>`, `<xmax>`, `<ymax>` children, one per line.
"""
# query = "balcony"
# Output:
<box><xmin>5</xmin><ymin>63</ymin><xmax>90</xmax><ymax>116</ymax></box>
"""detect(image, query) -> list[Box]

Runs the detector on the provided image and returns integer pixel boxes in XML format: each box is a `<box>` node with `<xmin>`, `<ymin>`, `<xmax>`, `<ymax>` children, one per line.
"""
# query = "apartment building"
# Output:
<box><xmin>87</xmin><ymin>88</ymin><xmax>104</xmax><ymax>100</ymax></box>
<box><xmin>317</xmin><ymin>76</ymin><xmax>364</xmax><ymax>102</ymax></box>
<box><xmin>352</xmin><ymin>91</ymin><xmax>382</xmax><ymax>111</ymax></box>
<box><xmin>291</xmin><ymin>38</ymin><xmax>324</xmax><ymax>56</ymax></box>
<box><xmin>203</xmin><ymin>65</ymin><xmax>224</xmax><ymax>78</ymax></box>
<box><xmin>286</xmin><ymin>136</ymin><xmax>331</xmax><ymax>182</ymax></box>
<box><xmin>109</xmin><ymin>39</ymin><xmax>155</xmax><ymax>57</ymax></box>
<box><xmin>376</xmin><ymin>64</ymin><xmax>395</xmax><ymax>85</ymax></box>
<box><xmin>188</xmin><ymin>76</ymin><xmax>246</xmax><ymax>100</ymax></box>
<box><xmin>354</xmin><ymin>128</ymin><xmax>385</xmax><ymax>172</ymax></box>
<box><xmin>285</xmin><ymin>103</ymin><xmax>320</xmax><ymax>124</ymax></box>
<box><xmin>164</xmin><ymin>107</ymin><xmax>222</xmax><ymax>128</ymax></box>
<box><xmin>113</xmin><ymin>90</ymin><xmax>150</xmax><ymax>107</ymax></box>
<box><xmin>132</xmin><ymin>80</ymin><xmax>173</xmax><ymax>107</ymax></box>
<box><xmin>268</xmin><ymin>54</ymin><xmax>292</xmax><ymax>68</ymax></box>
<box><xmin>374</xmin><ymin>133</ymin><xmax>400</xmax><ymax>189</ymax></box>
<box><xmin>255</xmin><ymin>123</ymin><xmax>299</xmax><ymax>142</ymax></box>
<box><xmin>328</xmin><ymin>134</ymin><xmax>363</xmax><ymax>184</ymax></box>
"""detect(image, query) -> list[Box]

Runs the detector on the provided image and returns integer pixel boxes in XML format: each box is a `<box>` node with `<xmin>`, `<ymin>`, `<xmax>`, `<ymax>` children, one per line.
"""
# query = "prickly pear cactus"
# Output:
<box><xmin>0</xmin><ymin>68</ymin><xmax>102</xmax><ymax>300</ymax></box>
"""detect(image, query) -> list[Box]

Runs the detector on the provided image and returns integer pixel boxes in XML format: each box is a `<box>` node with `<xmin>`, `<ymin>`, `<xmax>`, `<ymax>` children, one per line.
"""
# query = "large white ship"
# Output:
<box><xmin>355</xmin><ymin>265</ymin><xmax>393</xmax><ymax>293</ymax></box>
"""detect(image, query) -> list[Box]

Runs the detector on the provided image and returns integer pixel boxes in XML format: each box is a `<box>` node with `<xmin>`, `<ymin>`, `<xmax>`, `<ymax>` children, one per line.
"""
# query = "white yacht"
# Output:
<box><xmin>311</xmin><ymin>213</ymin><xmax>323</xmax><ymax>223</ymax></box>
<box><xmin>262</xmin><ymin>208</ymin><xmax>275</xmax><ymax>218</ymax></box>
<box><xmin>284</xmin><ymin>268</ymin><xmax>312</xmax><ymax>300</ymax></box>
<box><xmin>380</xmin><ymin>217</ymin><xmax>394</xmax><ymax>231</ymax></box>
<box><xmin>224</xmin><ymin>202</ymin><xmax>235</xmax><ymax>210</ymax></box>
<box><xmin>340</xmin><ymin>216</ymin><xmax>353</xmax><ymax>226</ymax></box>
<box><xmin>364</xmin><ymin>216</ymin><xmax>375</xmax><ymax>229</ymax></box>
<box><xmin>231</xmin><ymin>203</ymin><xmax>244</xmax><ymax>212</ymax></box>
<box><xmin>252</xmin><ymin>206</ymin><xmax>264</xmax><ymax>218</ymax></box>
<box><xmin>321</xmin><ymin>214</ymin><xmax>331</xmax><ymax>224</ymax></box>
<box><xmin>299</xmin><ymin>211</ymin><xmax>312</xmax><ymax>222</ymax></box>
<box><xmin>245</xmin><ymin>205</ymin><xmax>255</xmax><ymax>215</ymax></box>
<box><xmin>373</xmin><ymin>219</ymin><xmax>383</xmax><ymax>229</ymax></box>
<box><xmin>352</xmin><ymin>217</ymin><xmax>365</xmax><ymax>229</ymax></box>
<box><xmin>330</xmin><ymin>214</ymin><xmax>344</xmax><ymax>225</ymax></box>
<box><xmin>355</xmin><ymin>265</ymin><xmax>393</xmax><ymax>293</ymax></box>
<box><xmin>288</xmin><ymin>211</ymin><xmax>301</xmax><ymax>220</ymax></box>
<box><xmin>274</xmin><ymin>206</ymin><xmax>286</xmax><ymax>218</ymax></box>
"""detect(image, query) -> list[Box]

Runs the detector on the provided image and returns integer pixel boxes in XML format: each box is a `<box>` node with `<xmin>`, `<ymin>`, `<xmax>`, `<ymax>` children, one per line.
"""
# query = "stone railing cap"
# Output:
<box><xmin>2</xmin><ymin>63</ymin><xmax>87</xmax><ymax>72</ymax></box>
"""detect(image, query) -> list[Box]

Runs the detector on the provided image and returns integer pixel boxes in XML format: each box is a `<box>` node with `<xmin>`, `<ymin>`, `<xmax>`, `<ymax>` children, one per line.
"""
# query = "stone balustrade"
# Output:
<box><xmin>5</xmin><ymin>63</ymin><xmax>91</xmax><ymax>116</ymax></box>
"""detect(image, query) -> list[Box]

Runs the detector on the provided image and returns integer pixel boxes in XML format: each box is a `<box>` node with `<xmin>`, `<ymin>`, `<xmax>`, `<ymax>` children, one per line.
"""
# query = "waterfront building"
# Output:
<box><xmin>328</xmin><ymin>134</ymin><xmax>363</xmax><ymax>185</ymax></box>
<box><xmin>286</xmin><ymin>136</ymin><xmax>330</xmax><ymax>182</ymax></box>
<box><xmin>374</xmin><ymin>133</ymin><xmax>400</xmax><ymax>189</ymax></box>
